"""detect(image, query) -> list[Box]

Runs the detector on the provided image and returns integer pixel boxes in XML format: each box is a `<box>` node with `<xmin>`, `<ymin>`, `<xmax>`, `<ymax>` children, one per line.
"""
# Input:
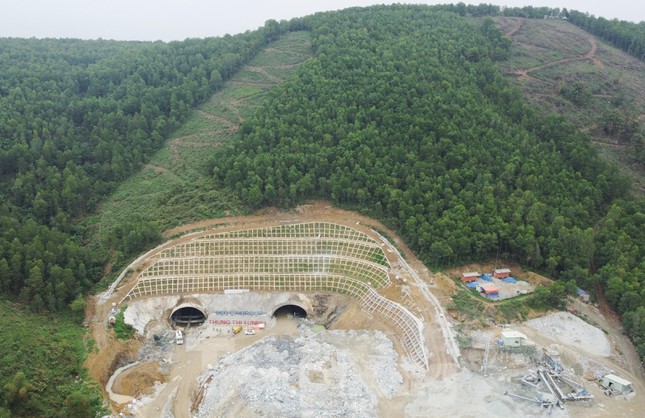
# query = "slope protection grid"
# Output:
<box><xmin>121</xmin><ymin>221</ymin><xmax>428</xmax><ymax>370</ymax></box>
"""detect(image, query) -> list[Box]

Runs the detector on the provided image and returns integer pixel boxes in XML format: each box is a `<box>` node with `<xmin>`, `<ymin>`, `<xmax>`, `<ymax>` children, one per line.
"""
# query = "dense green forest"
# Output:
<box><xmin>209</xmin><ymin>5</ymin><xmax>645</xmax><ymax>361</ymax></box>
<box><xmin>211</xmin><ymin>5</ymin><xmax>626</xmax><ymax>273</ymax></box>
<box><xmin>0</xmin><ymin>3</ymin><xmax>644</xmax><ymax>416</ymax></box>
<box><xmin>0</xmin><ymin>22</ymin><xmax>287</xmax><ymax>311</ymax></box>
<box><xmin>0</xmin><ymin>21</ymin><xmax>289</xmax><ymax>417</ymax></box>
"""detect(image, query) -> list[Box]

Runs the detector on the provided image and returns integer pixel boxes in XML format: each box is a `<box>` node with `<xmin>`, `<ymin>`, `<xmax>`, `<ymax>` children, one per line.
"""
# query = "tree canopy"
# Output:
<box><xmin>0</xmin><ymin>21</ymin><xmax>290</xmax><ymax>417</ymax></box>
<box><xmin>209</xmin><ymin>4</ymin><xmax>644</xmax><ymax>363</ymax></box>
<box><xmin>0</xmin><ymin>22</ymin><xmax>290</xmax><ymax>314</ymax></box>
<box><xmin>211</xmin><ymin>5</ymin><xmax>627</xmax><ymax>273</ymax></box>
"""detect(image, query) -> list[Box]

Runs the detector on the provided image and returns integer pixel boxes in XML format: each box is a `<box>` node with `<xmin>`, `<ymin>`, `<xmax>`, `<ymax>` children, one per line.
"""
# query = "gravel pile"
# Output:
<box><xmin>319</xmin><ymin>329</ymin><xmax>403</xmax><ymax>397</ymax></box>
<box><xmin>195</xmin><ymin>325</ymin><xmax>401</xmax><ymax>417</ymax></box>
<box><xmin>577</xmin><ymin>354</ymin><xmax>613</xmax><ymax>380</ymax></box>
<box><xmin>524</xmin><ymin>312</ymin><xmax>610</xmax><ymax>357</ymax></box>
<box><xmin>135</xmin><ymin>330</ymin><xmax>175</xmax><ymax>376</ymax></box>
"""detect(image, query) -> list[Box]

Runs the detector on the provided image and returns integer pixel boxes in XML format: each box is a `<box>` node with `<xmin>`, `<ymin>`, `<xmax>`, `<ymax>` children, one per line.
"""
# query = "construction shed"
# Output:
<box><xmin>461</xmin><ymin>272</ymin><xmax>479</xmax><ymax>282</ymax></box>
<box><xmin>493</xmin><ymin>268</ymin><xmax>511</xmax><ymax>278</ymax></box>
<box><xmin>601</xmin><ymin>374</ymin><xmax>634</xmax><ymax>394</ymax></box>
<box><xmin>479</xmin><ymin>283</ymin><xmax>499</xmax><ymax>298</ymax></box>
<box><xmin>501</xmin><ymin>330</ymin><xmax>528</xmax><ymax>347</ymax></box>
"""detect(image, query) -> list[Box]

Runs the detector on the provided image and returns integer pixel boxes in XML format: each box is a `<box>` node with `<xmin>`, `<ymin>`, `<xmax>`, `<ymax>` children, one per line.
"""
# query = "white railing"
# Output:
<box><xmin>122</xmin><ymin>273</ymin><xmax>427</xmax><ymax>370</ymax></box>
<box><xmin>118</xmin><ymin>222</ymin><xmax>428</xmax><ymax>370</ymax></box>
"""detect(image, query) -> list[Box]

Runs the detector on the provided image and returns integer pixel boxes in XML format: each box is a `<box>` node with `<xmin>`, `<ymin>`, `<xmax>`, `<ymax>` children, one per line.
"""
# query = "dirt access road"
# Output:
<box><xmin>137</xmin><ymin>318</ymin><xmax>298</xmax><ymax>418</ymax></box>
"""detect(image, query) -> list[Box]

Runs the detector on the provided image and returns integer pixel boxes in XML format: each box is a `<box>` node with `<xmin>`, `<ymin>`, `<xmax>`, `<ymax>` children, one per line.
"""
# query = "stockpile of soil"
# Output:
<box><xmin>524</xmin><ymin>312</ymin><xmax>611</xmax><ymax>357</ymax></box>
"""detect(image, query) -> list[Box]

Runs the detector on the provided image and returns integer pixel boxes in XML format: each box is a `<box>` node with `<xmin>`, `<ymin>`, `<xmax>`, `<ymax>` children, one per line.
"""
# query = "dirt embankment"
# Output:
<box><xmin>110</xmin><ymin>361</ymin><xmax>166</xmax><ymax>397</ymax></box>
<box><xmin>83</xmin><ymin>295</ymin><xmax>142</xmax><ymax>388</ymax></box>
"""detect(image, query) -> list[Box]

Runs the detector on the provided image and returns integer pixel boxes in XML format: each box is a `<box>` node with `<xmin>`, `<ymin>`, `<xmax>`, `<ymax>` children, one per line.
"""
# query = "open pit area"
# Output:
<box><xmin>85</xmin><ymin>203</ymin><xmax>645</xmax><ymax>418</ymax></box>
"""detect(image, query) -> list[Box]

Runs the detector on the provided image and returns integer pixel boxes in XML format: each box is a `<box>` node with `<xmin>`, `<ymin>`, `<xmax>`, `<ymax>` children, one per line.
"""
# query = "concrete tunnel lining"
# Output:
<box><xmin>272</xmin><ymin>303</ymin><xmax>308</xmax><ymax>319</ymax></box>
<box><xmin>170</xmin><ymin>303</ymin><xmax>207</xmax><ymax>327</ymax></box>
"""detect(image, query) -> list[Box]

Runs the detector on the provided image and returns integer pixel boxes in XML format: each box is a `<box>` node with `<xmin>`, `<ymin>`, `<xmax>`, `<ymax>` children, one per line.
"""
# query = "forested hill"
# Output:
<box><xmin>211</xmin><ymin>5</ymin><xmax>626</xmax><ymax>270</ymax></box>
<box><xmin>0</xmin><ymin>23</ymin><xmax>289</xmax><ymax>312</ymax></box>
<box><xmin>209</xmin><ymin>6</ymin><xmax>645</xmax><ymax>358</ymax></box>
<box><xmin>0</xmin><ymin>5</ymin><xmax>644</xmax><ymax>416</ymax></box>
<box><xmin>0</xmin><ymin>22</ymin><xmax>302</xmax><ymax>417</ymax></box>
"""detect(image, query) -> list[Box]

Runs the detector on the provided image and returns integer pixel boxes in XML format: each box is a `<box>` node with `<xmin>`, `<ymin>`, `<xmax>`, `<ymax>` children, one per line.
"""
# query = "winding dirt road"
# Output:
<box><xmin>506</xmin><ymin>20</ymin><xmax>603</xmax><ymax>80</ymax></box>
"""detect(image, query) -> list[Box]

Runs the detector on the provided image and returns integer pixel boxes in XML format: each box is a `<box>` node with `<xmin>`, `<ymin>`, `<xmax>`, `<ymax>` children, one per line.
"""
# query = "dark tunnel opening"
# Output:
<box><xmin>171</xmin><ymin>306</ymin><xmax>206</xmax><ymax>327</ymax></box>
<box><xmin>273</xmin><ymin>304</ymin><xmax>307</xmax><ymax>319</ymax></box>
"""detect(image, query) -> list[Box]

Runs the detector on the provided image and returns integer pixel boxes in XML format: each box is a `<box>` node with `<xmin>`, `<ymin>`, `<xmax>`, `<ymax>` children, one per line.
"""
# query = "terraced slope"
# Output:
<box><xmin>90</xmin><ymin>31</ymin><xmax>312</xmax><ymax>240</ymax></box>
<box><xmin>123</xmin><ymin>222</ymin><xmax>391</xmax><ymax>300</ymax></box>
<box><xmin>121</xmin><ymin>221</ymin><xmax>428</xmax><ymax>370</ymax></box>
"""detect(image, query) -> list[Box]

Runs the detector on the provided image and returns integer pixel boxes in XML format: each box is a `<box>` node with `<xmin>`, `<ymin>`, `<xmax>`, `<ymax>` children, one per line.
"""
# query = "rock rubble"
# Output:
<box><xmin>195</xmin><ymin>324</ymin><xmax>402</xmax><ymax>417</ymax></box>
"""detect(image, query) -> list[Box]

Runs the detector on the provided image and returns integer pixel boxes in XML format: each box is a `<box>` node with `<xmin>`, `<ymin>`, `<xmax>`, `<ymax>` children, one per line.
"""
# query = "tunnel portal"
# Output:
<box><xmin>170</xmin><ymin>306</ymin><xmax>206</xmax><ymax>327</ymax></box>
<box><xmin>272</xmin><ymin>304</ymin><xmax>308</xmax><ymax>319</ymax></box>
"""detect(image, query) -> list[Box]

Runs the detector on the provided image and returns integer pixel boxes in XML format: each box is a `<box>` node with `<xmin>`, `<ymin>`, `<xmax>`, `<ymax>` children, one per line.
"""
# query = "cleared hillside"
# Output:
<box><xmin>494</xmin><ymin>17</ymin><xmax>645</xmax><ymax>191</ymax></box>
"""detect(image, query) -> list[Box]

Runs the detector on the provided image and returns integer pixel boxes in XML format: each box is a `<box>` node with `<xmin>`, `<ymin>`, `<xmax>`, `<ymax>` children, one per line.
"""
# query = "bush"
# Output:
<box><xmin>68</xmin><ymin>295</ymin><xmax>86</xmax><ymax>323</ymax></box>
<box><xmin>113</xmin><ymin>307</ymin><xmax>135</xmax><ymax>340</ymax></box>
<box><xmin>529</xmin><ymin>282</ymin><xmax>567</xmax><ymax>310</ymax></box>
<box><xmin>451</xmin><ymin>290</ymin><xmax>484</xmax><ymax>318</ymax></box>
<box><xmin>497</xmin><ymin>299</ymin><xmax>528</xmax><ymax>322</ymax></box>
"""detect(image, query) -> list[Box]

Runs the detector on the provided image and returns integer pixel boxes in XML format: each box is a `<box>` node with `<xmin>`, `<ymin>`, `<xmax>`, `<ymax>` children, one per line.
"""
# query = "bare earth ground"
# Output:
<box><xmin>85</xmin><ymin>201</ymin><xmax>645</xmax><ymax>417</ymax></box>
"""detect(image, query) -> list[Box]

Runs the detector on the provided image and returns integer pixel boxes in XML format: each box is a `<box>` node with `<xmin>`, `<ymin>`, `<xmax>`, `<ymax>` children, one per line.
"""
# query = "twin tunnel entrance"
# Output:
<box><xmin>170</xmin><ymin>304</ymin><xmax>307</xmax><ymax>327</ymax></box>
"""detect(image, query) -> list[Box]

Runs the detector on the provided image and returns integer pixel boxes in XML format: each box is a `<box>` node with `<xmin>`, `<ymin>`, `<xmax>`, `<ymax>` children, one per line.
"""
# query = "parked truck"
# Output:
<box><xmin>175</xmin><ymin>330</ymin><xmax>184</xmax><ymax>345</ymax></box>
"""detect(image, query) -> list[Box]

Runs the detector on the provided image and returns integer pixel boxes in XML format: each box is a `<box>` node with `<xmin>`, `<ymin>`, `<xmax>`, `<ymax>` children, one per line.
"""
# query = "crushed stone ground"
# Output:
<box><xmin>524</xmin><ymin>312</ymin><xmax>611</xmax><ymax>357</ymax></box>
<box><xmin>195</xmin><ymin>324</ymin><xmax>402</xmax><ymax>418</ymax></box>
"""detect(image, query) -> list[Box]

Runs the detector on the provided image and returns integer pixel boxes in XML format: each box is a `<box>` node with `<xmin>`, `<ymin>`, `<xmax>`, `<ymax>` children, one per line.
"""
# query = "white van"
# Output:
<box><xmin>175</xmin><ymin>330</ymin><xmax>184</xmax><ymax>345</ymax></box>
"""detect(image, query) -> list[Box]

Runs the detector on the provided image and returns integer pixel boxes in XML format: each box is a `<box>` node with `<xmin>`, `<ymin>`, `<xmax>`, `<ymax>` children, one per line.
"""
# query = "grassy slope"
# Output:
<box><xmin>0</xmin><ymin>299</ymin><xmax>103</xmax><ymax>417</ymax></box>
<box><xmin>87</xmin><ymin>31</ymin><xmax>312</xmax><ymax>244</ymax></box>
<box><xmin>493</xmin><ymin>17</ymin><xmax>645</xmax><ymax>192</ymax></box>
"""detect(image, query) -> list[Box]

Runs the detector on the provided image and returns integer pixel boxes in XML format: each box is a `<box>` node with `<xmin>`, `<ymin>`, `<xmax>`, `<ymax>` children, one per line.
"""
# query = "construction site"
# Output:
<box><xmin>85</xmin><ymin>203</ymin><xmax>645</xmax><ymax>417</ymax></box>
